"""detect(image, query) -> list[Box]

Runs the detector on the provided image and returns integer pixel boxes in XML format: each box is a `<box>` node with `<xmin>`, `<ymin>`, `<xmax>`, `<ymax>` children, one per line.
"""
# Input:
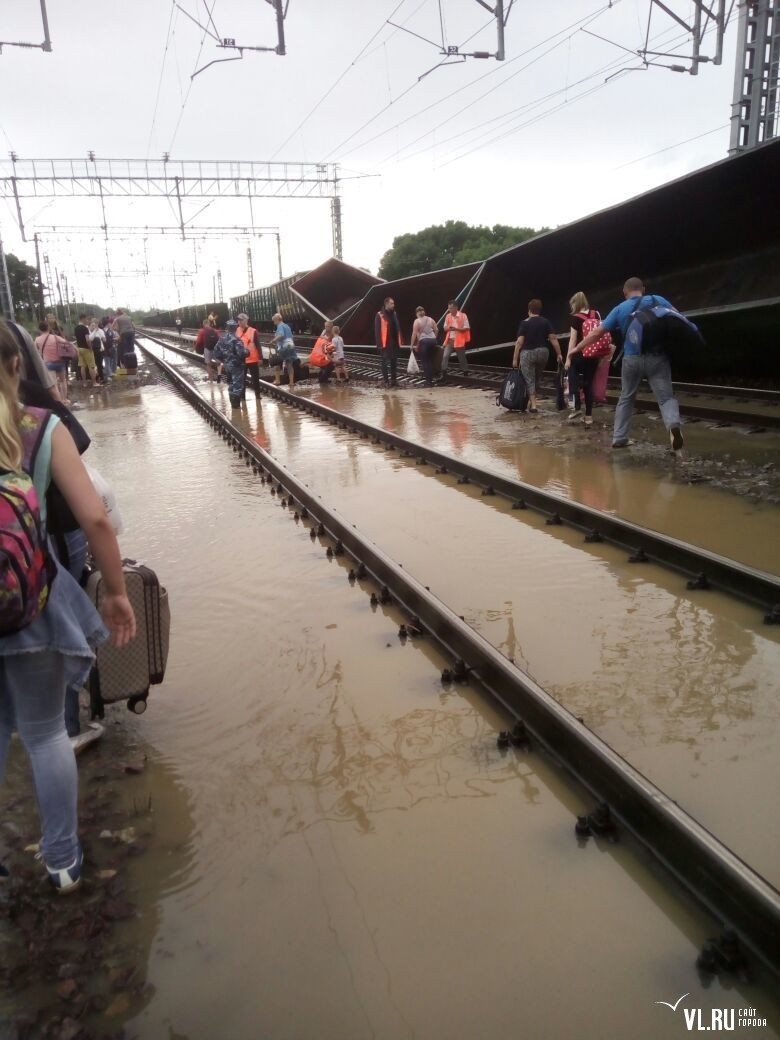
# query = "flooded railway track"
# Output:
<box><xmin>141</xmin><ymin>327</ymin><xmax>780</xmax><ymax>430</ymax></box>
<box><xmin>138</xmin><ymin>336</ymin><xmax>780</xmax><ymax>984</ymax></box>
<box><xmin>139</xmin><ymin>333</ymin><xmax>780</xmax><ymax>617</ymax></box>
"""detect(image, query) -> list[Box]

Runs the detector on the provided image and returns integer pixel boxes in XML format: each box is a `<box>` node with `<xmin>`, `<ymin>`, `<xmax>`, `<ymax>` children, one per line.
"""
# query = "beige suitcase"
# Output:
<box><xmin>87</xmin><ymin>560</ymin><xmax>170</xmax><ymax>715</ymax></box>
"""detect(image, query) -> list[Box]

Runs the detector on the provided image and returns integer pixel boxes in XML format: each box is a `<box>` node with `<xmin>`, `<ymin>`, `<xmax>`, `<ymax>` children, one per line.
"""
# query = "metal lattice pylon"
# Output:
<box><xmin>730</xmin><ymin>0</ymin><xmax>780</xmax><ymax>152</ymax></box>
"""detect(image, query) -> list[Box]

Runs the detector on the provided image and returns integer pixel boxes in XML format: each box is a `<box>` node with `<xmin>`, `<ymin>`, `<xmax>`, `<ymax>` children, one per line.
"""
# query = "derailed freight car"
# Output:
<box><xmin>231</xmin><ymin>273</ymin><xmax>312</xmax><ymax>334</ymax></box>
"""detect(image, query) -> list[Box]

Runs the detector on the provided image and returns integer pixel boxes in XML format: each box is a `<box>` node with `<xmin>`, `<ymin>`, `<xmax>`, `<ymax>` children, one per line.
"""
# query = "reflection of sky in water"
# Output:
<box><xmin>167</xmin><ymin>367</ymin><xmax>780</xmax><ymax>887</ymax></box>
<box><xmin>69</xmin><ymin>377</ymin><xmax>780</xmax><ymax>1039</ymax></box>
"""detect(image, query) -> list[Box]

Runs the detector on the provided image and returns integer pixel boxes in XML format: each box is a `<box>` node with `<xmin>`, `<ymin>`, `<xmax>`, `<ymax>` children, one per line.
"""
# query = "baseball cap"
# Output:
<box><xmin>237</xmin><ymin>312</ymin><xmax>249</xmax><ymax>321</ymax></box>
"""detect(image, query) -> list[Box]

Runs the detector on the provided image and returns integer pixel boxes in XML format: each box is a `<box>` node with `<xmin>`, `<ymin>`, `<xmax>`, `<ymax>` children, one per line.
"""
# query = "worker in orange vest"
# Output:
<box><xmin>374</xmin><ymin>297</ymin><xmax>403</xmax><ymax>387</ymax></box>
<box><xmin>237</xmin><ymin>313</ymin><xmax>263</xmax><ymax>396</ymax></box>
<box><xmin>441</xmin><ymin>300</ymin><xmax>471</xmax><ymax>381</ymax></box>
<box><xmin>308</xmin><ymin>321</ymin><xmax>335</xmax><ymax>384</ymax></box>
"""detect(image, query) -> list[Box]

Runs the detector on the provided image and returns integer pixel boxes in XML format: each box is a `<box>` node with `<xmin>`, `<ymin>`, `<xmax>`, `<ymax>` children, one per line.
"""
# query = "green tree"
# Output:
<box><xmin>5</xmin><ymin>253</ymin><xmax>42</xmax><ymax>318</ymax></box>
<box><xmin>377</xmin><ymin>220</ymin><xmax>545</xmax><ymax>280</ymax></box>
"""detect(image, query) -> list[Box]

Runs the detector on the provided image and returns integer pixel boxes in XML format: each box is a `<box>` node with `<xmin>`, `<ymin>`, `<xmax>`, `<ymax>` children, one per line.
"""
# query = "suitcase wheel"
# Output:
<box><xmin>128</xmin><ymin>694</ymin><xmax>148</xmax><ymax>715</ymax></box>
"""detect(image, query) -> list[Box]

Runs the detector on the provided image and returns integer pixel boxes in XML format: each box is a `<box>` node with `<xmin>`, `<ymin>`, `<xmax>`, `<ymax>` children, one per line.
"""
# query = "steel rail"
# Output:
<box><xmin>138</xmin><ymin>337</ymin><xmax>780</xmax><ymax>982</ymax></box>
<box><xmin>139</xmin><ymin>333</ymin><xmax>780</xmax><ymax>615</ymax></box>
<box><xmin>139</xmin><ymin>329</ymin><xmax>780</xmax><ymax>417</ymax></box>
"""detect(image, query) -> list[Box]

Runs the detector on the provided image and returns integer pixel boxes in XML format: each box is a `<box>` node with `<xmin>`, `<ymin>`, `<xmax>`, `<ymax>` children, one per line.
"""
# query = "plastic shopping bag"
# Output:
<box><xmin>85</xmin><ymin>464</ymin><xmax>125</xmax><ymax>534</ymax></box>
<box><xmin>407</xmin><ymin>352</ymin><xmax>420</xmax><ymax>376</ymax></box>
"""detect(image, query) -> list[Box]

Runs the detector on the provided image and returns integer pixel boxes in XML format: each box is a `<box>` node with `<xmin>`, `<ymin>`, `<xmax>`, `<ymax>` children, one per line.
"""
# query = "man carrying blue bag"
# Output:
<box><xmin>576</xmin><ymin>276</ymin><xmax>703</xmax><ymax>453</ymax></box>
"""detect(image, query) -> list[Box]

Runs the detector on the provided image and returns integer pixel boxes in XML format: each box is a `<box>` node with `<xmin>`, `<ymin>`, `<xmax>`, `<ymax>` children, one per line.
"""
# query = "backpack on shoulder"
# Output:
<box><xmin>1</xmin><ymin>410</ymin><xmax>57</xmax><ymax>635</ymax></box>
<box><xmin>626</xmin><ymin>297</ymin><xmax>704</xmax><ymax>356</ymax></box>
<box><xmin>496</xmin><ymin>370</ymin><xmax>529</xmax><ymax>412</ymax></box>
<box><xmin>579</xmin><ymin>310</ymin><xmax>612</xmax><ymax>359</ymax></box>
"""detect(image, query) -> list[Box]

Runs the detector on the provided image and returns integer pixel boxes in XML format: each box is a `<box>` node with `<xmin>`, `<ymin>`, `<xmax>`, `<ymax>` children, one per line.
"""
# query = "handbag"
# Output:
<box><xmin>56</xmin><ymin>336</ymin><xmax>78</xmax><ymax>360</ymax></box>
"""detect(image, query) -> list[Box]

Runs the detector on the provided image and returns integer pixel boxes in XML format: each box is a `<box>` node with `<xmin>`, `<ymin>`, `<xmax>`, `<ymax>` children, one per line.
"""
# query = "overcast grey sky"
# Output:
<box><xmin>0</xmin><ymin>0</ymin><xmax>739</xmax><ymax>310</ymax></box>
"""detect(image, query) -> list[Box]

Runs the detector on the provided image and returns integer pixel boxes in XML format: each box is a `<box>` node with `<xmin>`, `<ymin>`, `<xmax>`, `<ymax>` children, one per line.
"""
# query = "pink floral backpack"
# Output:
<box><xmin>0</xmin><ymin>408</ymin><xmax>56</xmax><ymax>634</ymax></box>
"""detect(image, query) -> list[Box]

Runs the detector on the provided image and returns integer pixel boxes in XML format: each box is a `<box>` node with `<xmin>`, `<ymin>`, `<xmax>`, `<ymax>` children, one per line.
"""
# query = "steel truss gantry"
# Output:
<box><xmin>730</xmin><ymin>0</ymin><xmax>780</xmax><ymax>150</ymax></box>
<box><xmin>0</xmin><ymin>157</ymin><xmax>344</xmax><ymax>260</ymax></box>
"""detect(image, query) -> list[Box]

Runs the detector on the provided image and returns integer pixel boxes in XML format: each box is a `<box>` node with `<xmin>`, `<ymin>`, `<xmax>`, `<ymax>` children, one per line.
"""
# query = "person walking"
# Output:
<box><xmin>575</xmin><ymin>277</ymin><xmax>685</xmax><ymax>451</ymax></box>
<box><xmin>271</xmin><ymin>312</ymin><xmax>298</xmax><ymax>389</ymax></box>
<box><xmin>512</xmin><ymin>299</ymin><xmax>562</xmax><ymax>414</ymax></box>
<box><xmin>563</xmin><ymin>292</ymin><xmax>611</xmax><ymax>428</ymax></box>
<box><xmin>102</xmin><ymin>318</ymin><xmax>117</xmax><ymax>380</ymax></box>
<box><xmin>441</xmin><ymin>300</ymin><xmax>471</xmax><ymax>380</ymax></box>
<box><xmin>74</xmin><ymin>315</ymin><xmax>96</xmax><ymax>386</ymax></box>
<box><xmin>410</xmin><ymin>306</ymin><xmax>439</xmax><ymax>388</ymax></box>
<box><xmin>237</xmin><ymin>313</ymin><xmax>263</xmax><ymax>397</ymax></box>
<box><xmin>175</xmin><ymin>316</ymin><xmax>183</xmax><ymax>339</ymax></box>
<box><xmin>331</xmin><ymin>325</ymin><xmax>348</xmax><ymax>383</ymax></box>
<box><xmin>0</xmin><ymin>319</ymin><xmax>136</xmax><ymax>893</ymax></box>
<box><xmin>196</xmin><ymin>319</ymin><xmax>220</xmax><ymax>381</ymax></box>
<box><xmin>112</xmin><ymin>309</ymin><xmax>136</xmax><ymax>371</ymax></box>
<box><xmin>213</xmin><ymin>318</ymin><xmax>249</xmax><ymax>408</ymax></box>
<box><xmin>35</xmin><ymin>321</ymin><xmax>74</xmax><ymax>403</ymax></box>
<box><xmin>89</xmin><ymin>320</ymin><xmax>105</xmax><ymax>385</ymax></box>
<box><xmin>374</xmin><ymin>297</ymin><xmax>402</xmax><ymax>387</ymax></box>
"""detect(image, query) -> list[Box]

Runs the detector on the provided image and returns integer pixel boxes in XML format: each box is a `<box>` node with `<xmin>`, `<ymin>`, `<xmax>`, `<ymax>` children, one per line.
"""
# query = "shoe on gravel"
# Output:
<box><xmin>567</xmin><ymin>409</ymin><xmax>582</xmax><ymax>422</ymax></box>
<box><xmin>670</xmin><ymin>426</ymin><xmax>684</xmax><ymax>451</ymax></box>
<box><xmin>584</xmin><ymin>416</ymin><xmax>593</xmax><ymax>427</ymax></box>
<box><xmin>611</xmin><ymin>439</ymin><xmax>635</xmax><ymax>449</ymax></box>
<box><xmin>36</xmin><ymin>847</ymin><xmax>84</xmax><ymax>894</ymax></box>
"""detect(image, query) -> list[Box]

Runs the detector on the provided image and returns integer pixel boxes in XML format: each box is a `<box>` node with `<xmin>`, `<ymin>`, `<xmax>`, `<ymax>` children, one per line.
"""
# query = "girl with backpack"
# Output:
<box><xmin>0</xmin><ymin>319</ymin><xmax>135</xmax><ymax>893</ymax></box>
<box><xmin>563</xmin><ymin>291</ymin><xmax>612</xmax><ymax>427</ymax></box>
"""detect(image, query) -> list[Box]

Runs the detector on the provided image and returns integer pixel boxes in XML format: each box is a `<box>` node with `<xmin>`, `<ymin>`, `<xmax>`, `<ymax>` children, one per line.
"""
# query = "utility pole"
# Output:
<box><xmin>217</xmin><ymin>269</ymin><xmax>223</xmax><ymax>302</ymax></box>
<box><xmin>331</xmin><ymin>166</ymin><xmax>343</xmax><ymax>260</ymax></box>
<box><xmin>33</xmin><ymin>232</ymin><xmax>45</xmax><ymax>317</ymax></box>
<box><xmin>42</xmin><ymin>252</ymin><xmax>54</xmax><ymax>313</ymax></box>
<box><xmin>0</xmin><ymin>231</ymin><xmax>14</xmax><ymax>321</ymax></box>
<box><xmin>247</xmin><ymin>246</ymin><xmax>254</xmax><ymax>288</ymax></box>
<box><xmin>276</xmin><ymin>233</ymin><xmax>283</xmax><ymax>281</ymax></box>
<box><xmin>730</xmin><ymin>0</ymin><xmax>780</xmax><ymax>152</ymax></box>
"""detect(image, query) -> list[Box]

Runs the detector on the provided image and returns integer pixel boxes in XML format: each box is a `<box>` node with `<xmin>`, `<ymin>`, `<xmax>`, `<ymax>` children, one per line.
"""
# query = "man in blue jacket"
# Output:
<box><xmin>576</xmin><ymin>277</ymin><xmax>684</xmax><ymax>452</ymax></box>
<box><xmin>213</xmin><ymin>318</ymin><xmax>249</xmax><ymax>408</ymax></box>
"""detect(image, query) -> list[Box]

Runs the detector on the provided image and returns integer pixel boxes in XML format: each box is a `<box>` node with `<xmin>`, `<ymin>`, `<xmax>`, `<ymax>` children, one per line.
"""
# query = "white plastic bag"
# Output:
<box><xmin>85</xmin><ymin>463</ymin><xmax>125</xmax><ymax>535</ymax></box>
<box><xmin>407</xmin><ymin>352</ymin><xmax>420</xmax><ymax>375</ymax></box>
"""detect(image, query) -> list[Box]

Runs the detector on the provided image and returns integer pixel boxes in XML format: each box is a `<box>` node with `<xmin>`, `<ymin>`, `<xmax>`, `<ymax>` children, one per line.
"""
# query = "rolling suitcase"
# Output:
<box><xmin>87</xmin><ymin>560</ymin><xmax>170</xmax><ymax>716</ymax></box>
<box><xmin>592</xmin><ymin>354</ymin><xmax>612</xmax><ymax>405</ymax></box>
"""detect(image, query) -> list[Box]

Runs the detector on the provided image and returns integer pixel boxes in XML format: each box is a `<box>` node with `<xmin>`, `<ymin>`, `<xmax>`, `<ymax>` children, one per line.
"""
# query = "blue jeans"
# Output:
<box><xmin>417</xmin><ymin>338</ymin><xmax>437</xmax><ymax>385</ymax></box>
<box><xmin>613</xmin><ymin>353</ymin><xmax>681</xmax><ymax>444</ymax></box>
<box><xmin>103</xmin><ymin>354</ymin><xmax>116</xmax><ymax>378</ymax></box>
<box><xmin>0</xmin><ymin>651</ymin><xmax>80</xmax><ymax>869</ymax></box>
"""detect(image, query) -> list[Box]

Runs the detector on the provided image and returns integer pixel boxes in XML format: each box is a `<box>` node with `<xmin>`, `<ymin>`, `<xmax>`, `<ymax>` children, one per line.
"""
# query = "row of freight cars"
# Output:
<box><xmin>144</xmin><ymin>273</ymin><xmax>313</xmax><ymax>334</ymax></box>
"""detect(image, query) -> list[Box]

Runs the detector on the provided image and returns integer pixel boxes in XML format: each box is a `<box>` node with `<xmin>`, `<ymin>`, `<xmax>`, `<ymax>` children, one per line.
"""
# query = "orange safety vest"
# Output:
<box><xmin>444</xmin><ymin>310</ymin><xmax>471</xmax><ymax>349</ymax></box>
<box><xmin>309</xmin><ymin>335</ymin><xmax>332</xmax><ymax>367</ymax></box>
<box><xmin>238</xmin><ymin>325</ymin><xmax>261</xmax><ymax>365</ymax></box>
<box><xmin>377</xmin><ymin>311</ymin><xmax>403</xmax><ymax>349</ymax></box>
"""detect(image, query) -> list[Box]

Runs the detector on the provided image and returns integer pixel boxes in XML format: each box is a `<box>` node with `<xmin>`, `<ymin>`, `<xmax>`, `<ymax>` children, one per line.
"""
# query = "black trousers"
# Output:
<box><xmin>569</xmin><ymin>354</ymin><xmax>600</xmax><ymax>416</ymax></box>
<box><xmin>378</xmin><ymin>344</ymin><xmax>399</xmax><ymax>383</ymax></box>
<box><xmin>246</xmin><ymin>362</ymin><xmax>261</xmax><ymax>393</ymax></box>
<box><xmin>417</xmin><ymin>338</ymin><xmax>437</xmax><ymax>385</ymax></box>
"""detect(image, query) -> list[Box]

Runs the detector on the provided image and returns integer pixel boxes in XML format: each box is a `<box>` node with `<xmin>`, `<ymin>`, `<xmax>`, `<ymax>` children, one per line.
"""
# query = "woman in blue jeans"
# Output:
<box><xmin>0</xmin><ymin>320</ymin><xmax>135</xmax><ymax>893</ymax></box>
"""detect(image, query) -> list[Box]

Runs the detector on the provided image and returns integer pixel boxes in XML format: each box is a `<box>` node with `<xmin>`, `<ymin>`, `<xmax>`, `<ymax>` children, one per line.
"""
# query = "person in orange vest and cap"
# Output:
<box><xmin>440</xmin><ymin>300</ymin><xmax>471</xmax><ymax>381</ymax></box>
<box><xmin>374</xmin><ymin>297</ymin><xmax>402</xmax><ymax>387</ymax></box>
<box><xmin>237</xmin><ymin>313</ymin><xmax>263</xmax><ymax>396</ymax></box>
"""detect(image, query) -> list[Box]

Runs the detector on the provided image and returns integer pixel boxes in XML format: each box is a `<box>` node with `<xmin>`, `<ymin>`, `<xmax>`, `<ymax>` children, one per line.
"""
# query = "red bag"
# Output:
<box><xmin>580</xmin><ymin>310</ymin><xmax>612</xmax><ymax>359</ymax></box>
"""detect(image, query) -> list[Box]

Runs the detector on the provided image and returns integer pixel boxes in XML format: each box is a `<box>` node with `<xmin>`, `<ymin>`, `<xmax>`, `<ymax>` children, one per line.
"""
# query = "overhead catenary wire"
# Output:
<box><xmin>168</xmin><ymin>0</ymin><xmax>217</xmax><ymax>152</ymax></box>
<box><xmin>268</xmin><ymin>0</ymin><xmax>410</xmax><ymax>160</ymax></box>
<box><xmin>613</xmin><ymin>123</ymin><xmax>730</xmax><ymax>169</ymax></box>
<box><xmin>326</xmin><ymin>0</ymin><xmax>622</xmax><ymax>162</ymax></box>
<box><xmin>145</xmin><ymin>1</ymin><xmax>178</xmax><ymax>159</ymax></box>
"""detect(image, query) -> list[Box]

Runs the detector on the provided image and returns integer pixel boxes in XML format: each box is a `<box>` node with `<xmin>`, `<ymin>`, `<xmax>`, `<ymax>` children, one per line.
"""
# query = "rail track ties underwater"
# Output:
<box><xmin>139</xmin><ymin>335</ymin><xmax>780</xmax><ymax>984</ymax></box>
<box><xmin>139</xmin><ymin>332</ymin><xmax>780</xmax><ymax>618</ymax></box>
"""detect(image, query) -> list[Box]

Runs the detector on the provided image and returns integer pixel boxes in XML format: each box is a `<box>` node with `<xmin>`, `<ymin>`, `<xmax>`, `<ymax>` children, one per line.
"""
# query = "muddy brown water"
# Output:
<box><xmin>151</xmin><ymin>351</ymin><xmax>780</xmax><ymax>884</ymax></box>
<box><xmin>2</xmin><ymin>373</ymin><xmax>778</xmax><ymax>1038</ymax></box>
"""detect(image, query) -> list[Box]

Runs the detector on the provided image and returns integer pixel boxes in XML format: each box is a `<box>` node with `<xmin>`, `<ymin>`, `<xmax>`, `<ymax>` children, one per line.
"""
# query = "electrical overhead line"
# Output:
<box><xmin>146</xmin><ymin>1</ymin><xmax>177</xmax><ymax>158</ymax></box>
<box><xmin>168</xmin><ymin>0</ymin><xmax>217</xmax><ymax>152</ymax></box>
<box><xmin>375</xmin><ymin>19</ymin><xmax>692</xmax><ymax>169</ymax></box>
<box><xmin>613</xmin><ymin>123</ymin><xmax>730</xmax><ymax>169</ymax></box>
<box><xmin>439</xmin><ymin>23</ymin><xmax>713</xmax><ymax>167</ymax></box>
<box><xmin>327</xmin><ymin>0</ymin><xmax>621</xmax><ymax>162</ymax></box>
<box><xmin>268</xmin><ymin>0</ymin><xmax>410</xmax><ymax>160</ymax></box>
